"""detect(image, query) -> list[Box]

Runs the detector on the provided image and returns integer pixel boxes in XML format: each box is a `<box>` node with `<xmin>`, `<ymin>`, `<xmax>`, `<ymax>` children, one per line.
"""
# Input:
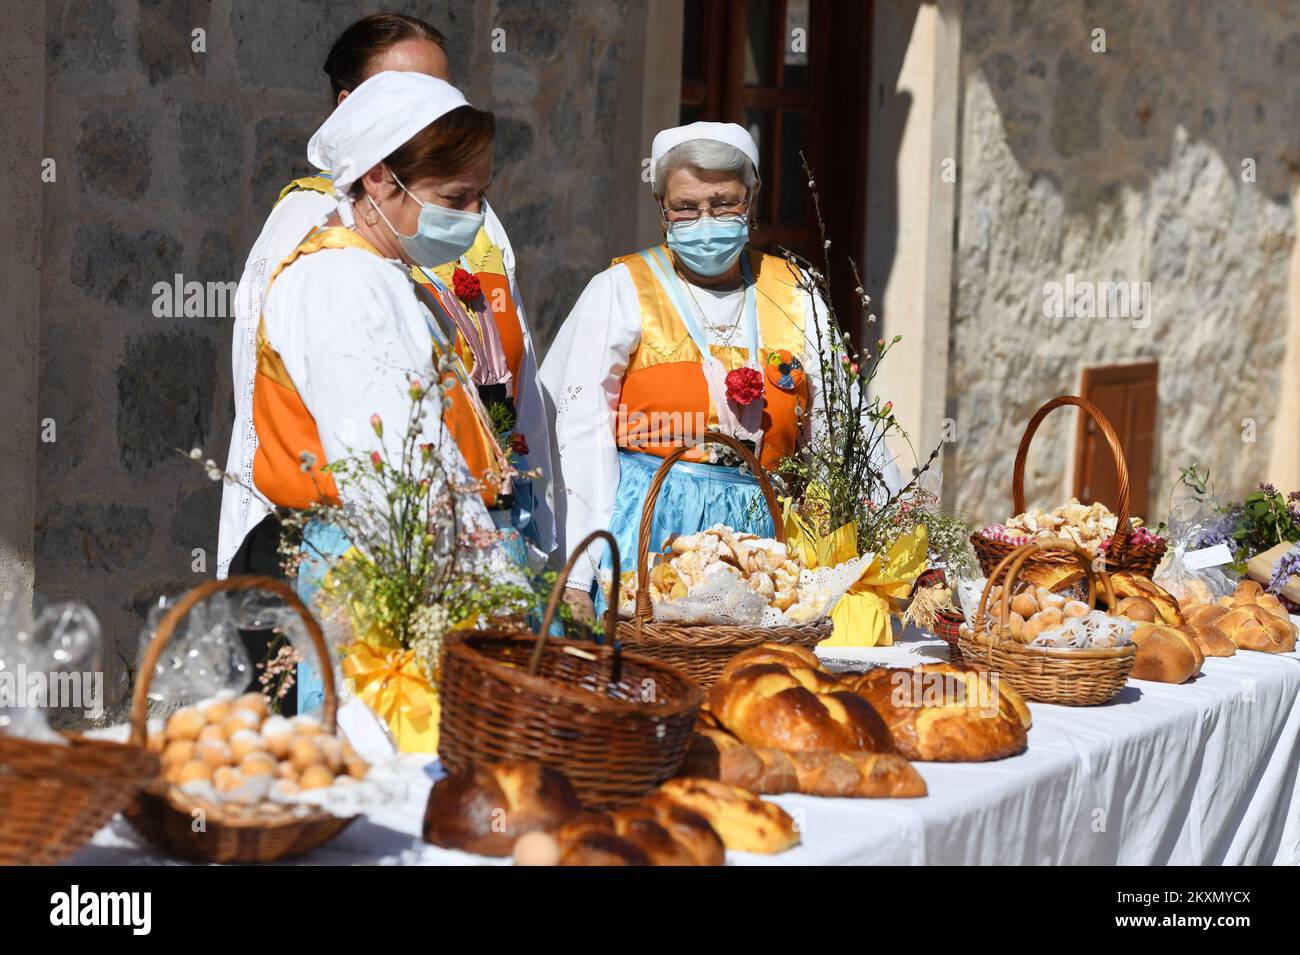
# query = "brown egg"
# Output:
<box><xmin>513</xmin><ymin>830</ymin><xmax>561</xmax><ymax>867</ymax></box>
<box><xmin>291</xmin><ymin>715</ymin><xmax>322</xmax><ymax>737</ymax></box>
<box><xmin>344</xmin><ymin>757</ymin><xmax>369</xmax><ymax>781</ymax></box>
<box><xmin>195</xmin><ymin>738</ymin><xmax>234</xmax><ymax>769</ymax></box>
<box><xmin>275</xmin><ymin>760</ymin><xmax>298</xmax><ymax>781</ymax></box>
<box><xmin>162</xmin><ymin>739</ymin><xmax>195</xmax><ymax>768</ymax></box>
<box><xmin>1005</xmin><ymin>611</ymin><xmax>1026</xmax><ymax>640</ymax></box>
<box><xmin>260</xmin><ymin>716</ymin><xmax>294</xmax><ymax>759</ymax></box>
<box><xmin>198</xmin><ymin>723</ymin><xmax>226</xmax><ymax>744</ymax></box>
<box><xmin>299</xmin><ymin>765</ymin><xmax>335</xmax><ymax>790</ymax></box>
<box><xmin>232</xmin><ymin>692</ymin><xmax>269</xmax><ymax>720</ymax></box>
<box><xmin>317</xmin><ymin>736</ymin><xmax>344</xmax><ymax>774</ymax></box>
<box><xmin>212</xmin><ymin>765</ymin><xmax>244</xmax><ymax>793</ymax></box>
<box><xmin>221</xmin><ymin>709</ymin><xmax>261</xmax><ymax>738</ymax></box>
<box><xmin>288</xmin><ymin>737</ymin><xmax>321</xmax><ymax>771</ymax></box>
<box><xmin>229</xmin><ymin>728</ymin><xmax>265</xmax><ymax>761</ymax></box>
<box><xmin>173</xmin><ymin>759</ymin><xmax>212</xmax><ymax>784</ymax></box>
<box><xmin>199</xmin><ymin>700</ymin><xmax>231</xmax><ymax>724</ymax></box>
<box><xmin>165</xmin><ymin>707</ymin><xmax>205</xmax><ymax>742</ymax></box>
<box><xmin>1037</xmin><ymin>591</ymin><xmax>1066</xmax><ymax>610</ymax></box>
<box><xmin>1063</xmin><ymin>600</ymin><xmax>1090</xmax><ymax>618</ymax></box>
<box><xmin>240</xmin><ymin>751</ymin><xmax>277</xmax><ymax>777</ymax></box>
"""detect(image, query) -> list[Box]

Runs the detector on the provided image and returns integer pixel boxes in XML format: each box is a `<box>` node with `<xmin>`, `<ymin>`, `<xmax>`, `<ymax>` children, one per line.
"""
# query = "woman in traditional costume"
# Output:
<box><xmin>220</xmin><ymin>14</ymin><xmax>553</xmax><ymax>581</ymax></box>
<box><xmin>252</xmin><ymin>71</ymin><xmax>517</xmax><ymax>710</ymax></box>
<box><xmin>541</xmin><ymin>122</ymin><xmax>900</xmax><ymax>618</ymax></box>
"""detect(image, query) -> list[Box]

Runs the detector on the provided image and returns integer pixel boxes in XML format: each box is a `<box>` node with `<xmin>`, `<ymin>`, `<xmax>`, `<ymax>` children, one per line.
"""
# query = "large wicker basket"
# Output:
<box><xmin>438</xmin><ymin>531</ymin><xmax>704</xmax><ymax>809</ymax></box>
<box><xmin>958</xmin><ymin>539</ymin><xmax>1136</xmax><ymax>705</ymax></box>
<box><xmin>123</xmin><ymin>576</ymin><xmax>356</xmax><ymax>863</ymax></box>
<box><xmin>614</xmin><ymin>433</ymin><xmax>832</xmax><ymax>687</ymax></box>
<box><xmin>971</xmin><ymin>395</ymin><xmax>1167</xmax><ymax>579</ymax></box>
<box><xmin>0</xmin><ymin>732</ymin><xmax>158</xmax><ymax>866</ymax></box>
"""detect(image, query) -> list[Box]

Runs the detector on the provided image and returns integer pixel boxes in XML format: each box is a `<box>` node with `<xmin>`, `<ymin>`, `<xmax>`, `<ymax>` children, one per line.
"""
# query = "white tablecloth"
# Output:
<box><xmin>69</xmin><ymin>629</ymin><xmax>1300</xmax><ymax>866</ymax></box>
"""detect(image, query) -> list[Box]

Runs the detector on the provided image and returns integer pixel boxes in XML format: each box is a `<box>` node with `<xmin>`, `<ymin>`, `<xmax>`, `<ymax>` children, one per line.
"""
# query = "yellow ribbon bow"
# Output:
<box><xmin>341</xmin><ymin>641</ymin><xmax>440</xmax><ymax>753</ymax></box>
<box><xmin>782</xmin><ymin>501</ymin><xmax>929</xmax><ymax>647</ymax></box>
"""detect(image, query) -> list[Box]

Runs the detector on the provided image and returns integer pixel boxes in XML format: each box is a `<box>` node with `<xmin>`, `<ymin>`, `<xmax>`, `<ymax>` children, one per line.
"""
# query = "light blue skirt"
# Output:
<box><xmin>594</xmin><ymin>450</ymin><xmax>774</xmax><ymax>618</ymax></box>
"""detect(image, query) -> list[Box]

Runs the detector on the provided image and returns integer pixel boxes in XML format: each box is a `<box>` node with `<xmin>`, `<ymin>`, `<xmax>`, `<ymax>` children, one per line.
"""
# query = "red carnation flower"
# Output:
<box><xmin>452</xmin><ymin>267</ymin><xmax>482</xmax><ymax>303</ymax></box>
<box><xmin>510</xmin><ymin>432</ymin><xmax>529</xmax><ymax>456</ymax></box>
<box><xmin>725</xmin><ymin>367</ymin><xmax>765</xmax><ymax>406</ymax></box>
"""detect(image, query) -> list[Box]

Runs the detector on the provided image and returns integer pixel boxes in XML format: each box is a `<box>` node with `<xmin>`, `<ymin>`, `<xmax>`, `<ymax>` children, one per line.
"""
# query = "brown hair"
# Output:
<box><xmin>353</xmin><ymin>105</ymin><xmax>496</xmax><ymax>199</ymax></box>
<box><xmin>324</xmin><ymin>14</ymin><xmax>447</xmax><ymax>101</ymax></box>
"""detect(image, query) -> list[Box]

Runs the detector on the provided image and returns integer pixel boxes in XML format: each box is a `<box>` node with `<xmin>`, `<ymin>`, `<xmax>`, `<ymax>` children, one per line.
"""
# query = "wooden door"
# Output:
<box><xmin>1075</xmin><ymin>362</ymin><xmax>1159</xmax><ymax>519</ymax></box>
<box><xmin>680</xmin><ymin>0</ymin><xmax>871</xmax><ymax>330</ymax></box>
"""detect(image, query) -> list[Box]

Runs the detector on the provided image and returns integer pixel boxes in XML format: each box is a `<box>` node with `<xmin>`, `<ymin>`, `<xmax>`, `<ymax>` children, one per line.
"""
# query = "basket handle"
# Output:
<box><xmin>128</xmin><ymin>575</ymin><xmax>337</xmax><ymax>747</ymax></box>
<box><xmin>976</xmin><ymin>538</ymin><xmax>1117</xmax><ymax>629</ymax></box>
<box><xmin>634</xmin><ymin>432</ymin><xmax>782</xmax><ymax>622</ymax></box>
<box><xmin>1012</xmin><ymin>395</ymin><xmax>1134</xmax><ymax>557</ymax></box>
<box><xmin>532</xmin><ymin>530</ymin><xmax>621</xmax><ymax>675</ymax></box>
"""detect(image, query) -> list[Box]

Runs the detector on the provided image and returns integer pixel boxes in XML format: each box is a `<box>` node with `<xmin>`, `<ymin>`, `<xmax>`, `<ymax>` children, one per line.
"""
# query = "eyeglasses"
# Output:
<box><xmin>661</xmin><ymin>196</ymin><xmax>752</xmax><ymax>225</ymax></box>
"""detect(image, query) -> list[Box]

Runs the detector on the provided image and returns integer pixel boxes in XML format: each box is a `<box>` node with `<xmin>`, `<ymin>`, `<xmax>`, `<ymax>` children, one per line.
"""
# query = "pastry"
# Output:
<box><xmin>842</xmin><ymin>663</ymin><xmax>1030</xmax><ymax>762</ymax></box>
<box><xmin>1105</xmin><ymin>572</ymin><xmax>1185</xmax><ymax>626</ymax></box>
<box><xmin>1190</xmin><ymin>580</ymin><xmax>1298</xmax><ymax>653</ymax></box>
<box><xmin>1180</xmin><ymin>623</ymin><xmax>1236</xmax><ymax>658</ymax></box>
<box><xmin>1130</xmin><ymin>623</ymin><xmax>1201</xmax><ymax>683</ymax></box>
<box><xmin>650</xmin><ymin>777</ymin><xmax>799</xmax><ymax>854</ymax></box>
<box><xmin>707</xmin><ymin>646</ymin><xmax>895</xmax><ymax>753</ymax></box>
<box><xmin>1114</xmin><ymin>595</ymin><xmax>1159</xmax><ymax>623</ymax></box>
<box><xmin>683</xmin><ymin>719</ymin><xmax>927</xmax><ymax>796</ymax></box>
<box><xmin>554</xmin><ymin>814</ymin><xmax>650</xmax><ymax>866</ymax></box>
<box><xmin>422</xmin><ymin>761</ymin><xmax>584</xmax><ymax>857</ymax></box>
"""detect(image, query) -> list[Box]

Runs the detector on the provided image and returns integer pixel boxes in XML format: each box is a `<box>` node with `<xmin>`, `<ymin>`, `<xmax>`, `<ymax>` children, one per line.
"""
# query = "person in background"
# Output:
<box><xmin>541</xmin><ymin>122</ymin><xmax>902</xmax><ymax>620</ymax></box>
<box><xmin>220</xmin><ymin>13</ymin><xmax>554</xmax><ymax>581</ymax></box>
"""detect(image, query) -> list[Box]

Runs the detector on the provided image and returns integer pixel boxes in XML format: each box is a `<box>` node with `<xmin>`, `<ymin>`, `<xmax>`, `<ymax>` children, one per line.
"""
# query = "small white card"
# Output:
<box><xmin>335</xmin><ymin>697</ymin><xmax>397</xmax><ymax>764</ymax></box>
<box><xmin>1184</xmin><ymin>543</ymin><xmax>1233</xmax><ymax>570</ymax></box>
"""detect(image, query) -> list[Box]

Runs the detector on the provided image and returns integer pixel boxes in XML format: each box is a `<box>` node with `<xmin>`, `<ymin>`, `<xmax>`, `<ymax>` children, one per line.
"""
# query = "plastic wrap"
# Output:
<box><xmin>137</xmin><ymin>595</ymin><xmax>251</xmax><ymax>706</ymax></box>
<box><xmin>1154</xmin><ymin>492</ymin><xmax>1239</xmax><ymax>607</ymax></box>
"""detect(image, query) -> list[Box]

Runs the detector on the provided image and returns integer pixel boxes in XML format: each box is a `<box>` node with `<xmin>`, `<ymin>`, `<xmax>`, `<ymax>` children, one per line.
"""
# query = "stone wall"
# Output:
<box><xmin>35</xmin><ymin>0</ymin><xmax>654</xmax><ymax>705</ymax></box>
<box><xmin>948</xmin><ymin>0</ymin><xmax>1300</xmax><ymax>527</ymax></box>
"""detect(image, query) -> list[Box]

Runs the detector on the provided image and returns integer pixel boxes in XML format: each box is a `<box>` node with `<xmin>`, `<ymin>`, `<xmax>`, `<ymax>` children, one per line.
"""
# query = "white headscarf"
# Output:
<box><xmin>648</xmin><ymin>121</ymin><xmax>760</xmax><ymax>188</ymax></box>
<box><xmin>306</xmin><ymin>70</ymin><xmax>470</xmax><ymax>225</ymax></box>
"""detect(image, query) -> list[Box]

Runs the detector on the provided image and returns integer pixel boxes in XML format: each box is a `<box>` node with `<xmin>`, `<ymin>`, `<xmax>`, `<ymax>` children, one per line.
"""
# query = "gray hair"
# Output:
<box><xmin>652</xmin><ymin>140</ymin><xmax>758</xmax><ymax>199</ymax></box>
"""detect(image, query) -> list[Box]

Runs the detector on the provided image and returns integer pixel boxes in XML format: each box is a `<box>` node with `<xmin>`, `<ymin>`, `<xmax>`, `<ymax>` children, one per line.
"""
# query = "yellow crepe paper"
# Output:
<box><xmin>782</xmin><ymin>502</ymin><xmax>929</xmax><ymax>647</ymax></box>
<box><xmin>341</xmin><ymin>640</ymin><xmax>440</xmax><ymax>753</ymax></box>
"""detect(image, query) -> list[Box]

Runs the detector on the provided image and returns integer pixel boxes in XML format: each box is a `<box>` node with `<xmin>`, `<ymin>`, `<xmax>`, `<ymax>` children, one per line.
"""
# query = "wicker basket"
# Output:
<box><xmin>123</xmin><ymin>576</ymin><xmax>357</xmax><ymax>863</ymax></box>
<box><xmin>439</xmin><ymin>530</ymin><xmax>704</xmax><ymax>809</ymax></box>
<box><xmin>0</xmin><ymin>731</ymin><xmax>158</xmax><ymax>866</ymax></box>
<box><xmin>971</xmin><ymin>395</ymin><xmax>1167</xmax><ymax>579</ymax></box>
<box><xmin>614</xmin><ymin>433</ymin><xmax>833</xmax><ymax>687</ymax></box>
<box><xmin>957</xmin><ymin>539</ymin><xmax>1135</xmax><ymax>705</ymax></box>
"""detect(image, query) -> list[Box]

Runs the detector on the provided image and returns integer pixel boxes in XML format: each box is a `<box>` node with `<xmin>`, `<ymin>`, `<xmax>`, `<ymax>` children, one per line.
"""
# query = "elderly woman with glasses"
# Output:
<box><xmin>543</xmin><ymin>122</ymin><xmax>890</xmax><ymax>619</ymax></box>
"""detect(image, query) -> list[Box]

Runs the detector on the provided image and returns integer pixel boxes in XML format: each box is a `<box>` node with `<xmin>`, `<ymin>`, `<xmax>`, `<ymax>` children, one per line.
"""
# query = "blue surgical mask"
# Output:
<box><xmin>370</xmin><ymin>168</ymin><xmax>484</xmax><ymax>267</ymax></box>
<box><xmin>665</xmin><ymin>215</ymin><xmax>750</xmax><ymax>277</ymax></box>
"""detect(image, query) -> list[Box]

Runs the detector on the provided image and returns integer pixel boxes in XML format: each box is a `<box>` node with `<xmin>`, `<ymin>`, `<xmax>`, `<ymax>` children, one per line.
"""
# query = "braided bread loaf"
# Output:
<box><xmin>682</xmin><ymin>715</ymin><xmax>927</xmax><ymax>796</ymax></box>
<box><xmin>1181</xmin><ymin>580</ymin><xmax>1298</xmax><ymax>653</ymax></box>
<box><xmin>839</xmin><ymin>663</ymin><xmax>1031</xmax><ymax>761</ymax></box>
<box><xmin>707</xmin><ymin>644</ymin><xmax>895</xmax><ymax>753</ymax></box>
<box><xmin>548</xmin><ymin>800</ymin><xmax>726</xmax><ymax>866</ymax></box>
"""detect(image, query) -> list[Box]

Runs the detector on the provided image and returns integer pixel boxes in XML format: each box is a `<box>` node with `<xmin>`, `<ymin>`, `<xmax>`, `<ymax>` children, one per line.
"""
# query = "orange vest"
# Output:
<box><xmin>252</xmin><ymin>227</ymin><xmax>504</xmax><ymax>509</ymax></box>
<box><xmin>613</xmin><ymin>246</ymin><xmax>809</xmax><ymax>468</ymax></box>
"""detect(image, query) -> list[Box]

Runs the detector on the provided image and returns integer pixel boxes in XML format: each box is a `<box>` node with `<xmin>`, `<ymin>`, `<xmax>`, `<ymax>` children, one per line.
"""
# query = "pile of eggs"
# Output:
<box><xmin>147</xmin><ymin>690</ymin><xmax>367</xmax><ymax>804</ymax></box>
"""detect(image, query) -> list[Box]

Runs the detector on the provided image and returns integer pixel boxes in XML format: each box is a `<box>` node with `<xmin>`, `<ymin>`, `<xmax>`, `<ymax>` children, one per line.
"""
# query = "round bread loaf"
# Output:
<box><xmin>422</xmin><ymin>761</ymin><xmax>583</xmax><ymax>857</ymax></box>
<box><xmin>1130</xmin><ymin>623</ymin><xmax>1200</xmax><ymax>683</ymax></box>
